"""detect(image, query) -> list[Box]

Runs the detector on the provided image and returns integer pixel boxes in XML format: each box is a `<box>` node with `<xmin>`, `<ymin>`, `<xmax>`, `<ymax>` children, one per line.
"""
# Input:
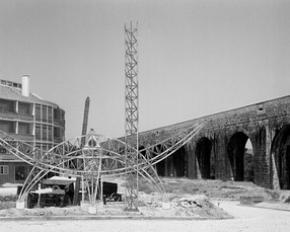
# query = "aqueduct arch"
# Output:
<box><xmin>3</xmin><ymin>95</ymin><xmax>290</xmax><ymax>190</ymax></box>
<box><xmin>227</xmin><ymin>132</ymin><xmax>254</xmax><ymax>181</ymax></box>
<box><xmin>136</xmin><ymin>95</ymin><xmax>290</xmax><ymax>189</ymax></box>
<box><xmin>195</xmin><ymin>137</ymin><xmax>212</xmax><ymax>179</ymax></box>
<box><xmin>271</xmin><ymin>124</ymin><xmax>290</xmax><ymax>189</ymax></box>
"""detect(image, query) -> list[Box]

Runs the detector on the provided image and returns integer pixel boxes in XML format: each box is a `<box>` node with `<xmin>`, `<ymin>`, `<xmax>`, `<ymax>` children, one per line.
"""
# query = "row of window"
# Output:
<box><xmin>0</xmin><ymin>165</ymin><xmax>8</xmax><ymax>175</ymax></box>
<box><xmin>0</xmin><ymin>121</ymin><xmax>32</xmax><ymax>135</ymax></box>
<box><xmin>0</xmin><ymin>100</ymin><xmax>64</xmax><ymax>123</ymax></box>
<box><xmin>0</xmin><ymin>99</ymin><xmax>15</xmax><ymax>113</ymax></box>
<box><xmin>35</xmin><ymin>124</ymin><xmax>64</xmax><ymax>141</ymax></box>
<box><xmin>0</xmin><ymin>120</ymin><xmax>64</xmax><ymax>140</ymax></box>
<box><xmin>35</xmin><ymin>104</ymin><xmax>53</xmax><ymax>123</ymax></box>
<box><xmin>0</xmin><ymin>120</ymin><xmax>14</xmax><ymax>133</ymax></box>
<box><xmin>0</xmin><ymin>80</ymin><xmax>22</xmax><ymax>88</ymax></box>
<box><xmin>35</xmin><ymin>124</ymin><xmax>53</xmax><ymax>141</ymax></box>
<box><xmin>0</xmin><ymin>99</ymin><xmax>32</xmax><ymax>115</ymax></box>
<box><xmin>0</xmin><ymin>165</ymin><xmax>30</xmax><ymax>181</ymax></box>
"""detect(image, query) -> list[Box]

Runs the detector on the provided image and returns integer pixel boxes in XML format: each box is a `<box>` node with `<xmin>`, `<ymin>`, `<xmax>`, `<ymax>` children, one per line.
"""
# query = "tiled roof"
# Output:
<box><xmin>0</xmin><ymin>84</ymin><xmax>58</xmax><ymax>107</ymax></box>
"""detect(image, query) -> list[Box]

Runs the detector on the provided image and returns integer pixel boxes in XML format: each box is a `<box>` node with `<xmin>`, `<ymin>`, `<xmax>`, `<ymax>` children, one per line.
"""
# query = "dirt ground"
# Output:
<box><xmin>138</xmin><ymin>177</ymin><xmax>280</xmax><ymax>201</ymax></box>
<box><xmin>0</xmin><ymin>201</ymin><xmax>290</xmax><ymax>232</ymax></box>
<box><xmin>0</xmin><ymin>177</ymin><xmax>288</xmax><ymax>219</ymax></box>
<box><xmin>0</xmin><ymin>194</ymin><xmax>230</xmax><ymax>219</ymax></box>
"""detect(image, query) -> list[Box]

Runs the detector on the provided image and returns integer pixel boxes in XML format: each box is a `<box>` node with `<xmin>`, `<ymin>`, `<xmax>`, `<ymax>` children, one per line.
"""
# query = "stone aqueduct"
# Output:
<box><xmin>137</xmin><ymin>95</ymin><xmax>290</xmax><ymax>190</ymax></box>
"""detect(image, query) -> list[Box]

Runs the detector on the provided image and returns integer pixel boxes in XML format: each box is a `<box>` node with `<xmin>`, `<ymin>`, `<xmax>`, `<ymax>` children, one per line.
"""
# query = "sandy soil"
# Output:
<box><xmin>0</xmin><ymin>194</ymin><xmax>230</xmax><ymax>219</ymax></box>
<box><xmin>138</xmin><ymin>177</ymin><xmax>280</xmax><ymax>201</ymax></box>
<box><xmin>1</xmin><ymin>177</ymin><xmax>289</xmax><ymax>222</ymax></box>
<box><xmin>0</xmin><ymin>201</ymin><xmax>290</xmax><ymax>232</ymax></box>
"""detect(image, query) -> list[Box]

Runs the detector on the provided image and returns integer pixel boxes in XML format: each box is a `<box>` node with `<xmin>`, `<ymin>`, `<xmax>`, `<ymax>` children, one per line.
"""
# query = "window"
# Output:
<box><xmin>61</xmin><ymin>110</ymin><xmax>65</xmax><ymax>120</ymax></box>
<box><xmin>42</xmin><ymin>105</ymin><xmax>48</xmax><ymax>122</ymax></box>
<box><xmin>0</xmin><ymin>165</ymin><xmax>9</xmax><ymax>175</ymax></box>
<box><xmin>35</xmin><ymin>104</ymin><xmax>41</xmax><ymax>121</ymax></box>
<box><xmin>42</xmin><ymin>125</ymin><xmax>48</xmax><ymax>140</ymax></box>
<box><xmin>0</xmin><ymin>99</ymin><xmax>15</xmax><ymax>113</ymax></box>
<box><xmin>0</xmin><ymin>120</ymin><xmax>15</xmax><ymax>133</ymax></box>
<box><xmin>0</xmin><ymin>146</ymin><xmax>7</xmax><ymax>153</ymax></box>
<box><xmin>18</xmin><ymin>122</ymin><xmax>31</xmax><ymax>135</ymax></box>
<box><xmin>54</xmin><ymin>108</ymin><xmax>59</xmax><ymax>120</ymax></box>
<box><xmin>48</xmin><ymin>107</ymin><xmax>53</xmax><ymax>123</ymax></box>
<box><xmin>18</xmin><ymin>102</ymin><xmax>31</xmax><ymax>115</ymax></box>
<box><xmin>54</xmin><ymin>127</ymin><xmax>60</xmax><ymax>138</ymax></box>
<box><xmin>15</xmin><ymin>166</ymin><xmax>30</xmax><ymax>181</ymax></box>
<box><xmin>48</xmin><ymin>126</ymin><xmax>53</xmax><ymax>141</ymax></box>
<box><xmin>53</xmin><ymin>108</ymin><xmax>64</xmax><ymax>121</ymax></box>
<box><xmin>35</xmin><ymin>124</ymin><xmax>41</xmax><ymax>140</ymax></box>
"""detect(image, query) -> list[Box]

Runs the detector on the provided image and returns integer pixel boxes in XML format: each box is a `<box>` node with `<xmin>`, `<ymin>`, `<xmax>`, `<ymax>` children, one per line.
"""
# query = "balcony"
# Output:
<box><xmin>5</xmin><ymin>133</ymin><xmax>34</xmax><ymax>141</ymax></box>
<box><xmin>0</xmin><ymin>111</ymin><xmax>33</xmax><ymax>121</ymax></box>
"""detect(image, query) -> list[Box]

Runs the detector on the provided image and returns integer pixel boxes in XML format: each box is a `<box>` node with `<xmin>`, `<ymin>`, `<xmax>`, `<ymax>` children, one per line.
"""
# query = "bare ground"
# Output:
<box><xmin>1</xmin><ymin>202</ymin><xmax>290</xmax><ymax>232</ymax></box>
<box><xmin>138</xmin><ymin>177</ymin><xmax>280</xmax><ymax>201</ymax></box>
<box><xmin>0</xmin><ymin>177</ymin><xmax>288</xmax><ymax>218</ymax></box>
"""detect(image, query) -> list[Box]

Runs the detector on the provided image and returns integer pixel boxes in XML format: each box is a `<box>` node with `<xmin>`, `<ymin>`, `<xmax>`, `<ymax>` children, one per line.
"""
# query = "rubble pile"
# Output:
<box><xmin>138</xmin><ymin>193</ymin><xmax>231</xmax><ymax>218</ymax></box>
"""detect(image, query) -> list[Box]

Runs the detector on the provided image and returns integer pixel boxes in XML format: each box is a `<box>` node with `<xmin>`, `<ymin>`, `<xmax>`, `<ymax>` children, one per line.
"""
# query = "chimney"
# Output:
<box><xmin>21</xmin><ymin>75</ymin><xmax>30</xmax><ymax>97</ymax></box>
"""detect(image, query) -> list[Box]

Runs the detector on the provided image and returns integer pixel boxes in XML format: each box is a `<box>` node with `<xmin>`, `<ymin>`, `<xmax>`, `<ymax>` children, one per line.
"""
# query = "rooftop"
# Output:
<box><xmin>0</xmin><ymin>79</ymin><xmax>58</xmax><ymax>107</ymax></box>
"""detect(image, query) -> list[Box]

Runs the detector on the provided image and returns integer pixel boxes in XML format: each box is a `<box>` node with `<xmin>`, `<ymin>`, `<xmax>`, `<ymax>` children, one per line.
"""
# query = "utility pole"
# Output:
<box><xmin>124</xmin><ymin>21</ymin><xmax>139</xmax><ymax>211</ymax></box>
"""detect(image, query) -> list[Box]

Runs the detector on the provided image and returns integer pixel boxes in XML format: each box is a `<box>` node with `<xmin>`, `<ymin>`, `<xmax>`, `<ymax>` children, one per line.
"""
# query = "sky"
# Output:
<box><xmin>0</xmin><ymin>0</ymin><xmax>290</xmax><ymax>139</ymax></box>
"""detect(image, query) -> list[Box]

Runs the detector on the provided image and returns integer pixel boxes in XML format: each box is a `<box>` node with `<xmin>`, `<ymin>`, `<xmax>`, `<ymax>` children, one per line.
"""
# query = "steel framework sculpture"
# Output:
<box><xmin>0</xmin><ymin>22</ymin><xmax>205</xmax><ymax>210</ymax></box>
<box><xmin>0</xmin><ymin>123</ymin><xmax>203</xmax><ymax>207</ymax></box>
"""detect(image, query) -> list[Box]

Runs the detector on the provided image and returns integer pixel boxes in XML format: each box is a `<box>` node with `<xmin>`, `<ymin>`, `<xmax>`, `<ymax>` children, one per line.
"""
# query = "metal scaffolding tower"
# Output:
<box><xmin>125</xmin><ymin>21</ymin><xmax>139</xmax><ymax>136</ymax></box>
<box><xmin>124</xmin><ymin>21</ymin><xmax>139</xmax><ymax>210</ymax></box>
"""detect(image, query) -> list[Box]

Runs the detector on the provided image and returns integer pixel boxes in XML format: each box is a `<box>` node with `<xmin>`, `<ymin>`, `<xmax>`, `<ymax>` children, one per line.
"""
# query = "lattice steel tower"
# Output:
<box><xmin>125</xmin><ymin>21</ymin><xmax>139</xmax><ymax>136</ymax></box>
<box><xmin>124</xmin><ymin>21</ymin><xmax>139</xmax><ymax>210</ymax></box>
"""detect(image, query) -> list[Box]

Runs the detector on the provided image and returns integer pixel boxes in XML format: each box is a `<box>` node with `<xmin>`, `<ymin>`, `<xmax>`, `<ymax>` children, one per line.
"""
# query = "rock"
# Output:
<box><xmin>279</xmin><ymin>191</ymin><xmax>290</xmax><ymax>203</ymax></box>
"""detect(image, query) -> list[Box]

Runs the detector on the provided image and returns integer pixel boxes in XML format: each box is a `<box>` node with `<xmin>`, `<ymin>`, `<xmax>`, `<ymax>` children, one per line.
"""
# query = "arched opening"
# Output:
<box><xmin>148</xmin><ymin>143</ymin><xmax>187</xmax><ymax>178</ymax></box>
<box><xmin>271</xmin><ymin>125</ymin><xmax>290</xmax><ymax>189</ymax></box>
<box><xmin>153</xmin><ymin>145</ymin><xmax>166</xmax><ymax>177</ymax></box>
<box><xmin>172</xmin><ymin>146</ymin><xmax>186</xmax><ymax>177</ymax></box>
<box><xmin>195</xmin><ymin>137</ymin><xmax>213</xmax><ymax>179</ymax></box>
<box><xmin>227</xmin><ymin>132</ymin><xmax>254</xmax><ymax>181</ymax></box>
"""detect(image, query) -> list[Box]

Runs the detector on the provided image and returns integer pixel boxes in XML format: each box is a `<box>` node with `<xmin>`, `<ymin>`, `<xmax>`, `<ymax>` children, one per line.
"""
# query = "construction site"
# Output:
<box><xmin>0</xmin><ymin>21</ymin><xmax>290</xmax><ymax>222</ymax></box>
<box><xmin>0</xmin><ymin>22</ymin><xmax>230</xmax><ymax>218</ymax></box>
<box><xmin>1</xmin><ymin>1</ymin><xmax>290</xmax><ymax>230</ymax></box>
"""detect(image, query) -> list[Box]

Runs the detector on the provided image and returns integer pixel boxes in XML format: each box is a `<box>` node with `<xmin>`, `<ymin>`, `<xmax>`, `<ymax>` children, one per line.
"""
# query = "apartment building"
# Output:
<box><xmin>0</xmin><ymin>76</ymin><xmax>65</xmax><ymax>185</ymax></box>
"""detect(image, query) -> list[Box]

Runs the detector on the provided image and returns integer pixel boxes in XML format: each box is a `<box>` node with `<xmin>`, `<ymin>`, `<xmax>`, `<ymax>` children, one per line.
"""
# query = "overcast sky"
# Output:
<box><xmin>0</xmin><ymin>0</ymin><xmax>290</xmax><ymax>139</ymax></box>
